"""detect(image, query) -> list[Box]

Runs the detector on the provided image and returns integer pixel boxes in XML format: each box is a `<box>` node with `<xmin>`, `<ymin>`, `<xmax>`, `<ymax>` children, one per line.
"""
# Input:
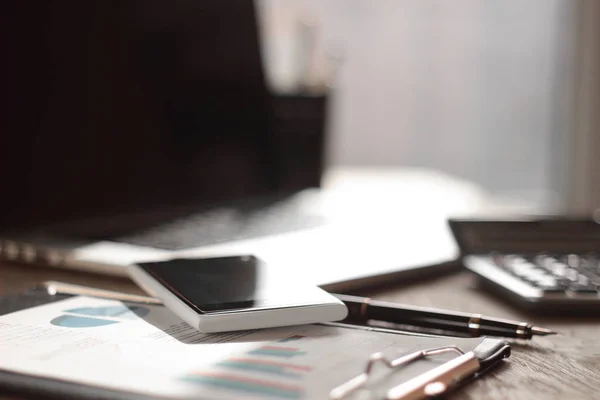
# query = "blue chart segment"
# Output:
<box><xmin>65</xmin><ymin>305</ymin><xmax>149</xmax><ymax>320</ymax></box>
<box><xmin>50</xmin><ymin>305</ymin><xmax>149</xmax><ymax>328</ymax></box>
<box><xmin>277</xmin><ymin>335</ymin><xmax>306</xmax><ymax>343</ymax></box>
<box><xmin>50</xmin><ymin>315</ymin><xmax>119</xmax><ymax>328</ymax></box>
<box><xmin>182</xmin><ymin>371</ymin><xmax>304</xmax><ymax>399</ymax></box>
<box><xmin>248</xmin><ymin>346</ymin><xmax>307</xmax><ymax>359</ymax></box>
<box><xmin>218</xmin><ymin>358</ymin><xmax>311</xmax><ymax>378</ymax></box>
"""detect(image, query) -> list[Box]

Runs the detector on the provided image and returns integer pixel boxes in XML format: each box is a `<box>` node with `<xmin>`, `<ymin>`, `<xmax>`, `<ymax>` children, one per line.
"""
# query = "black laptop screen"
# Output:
<box><xmin>2</xmin><ymin>0</ymin><xmax>324</xmax><ymax>231</ymax></box>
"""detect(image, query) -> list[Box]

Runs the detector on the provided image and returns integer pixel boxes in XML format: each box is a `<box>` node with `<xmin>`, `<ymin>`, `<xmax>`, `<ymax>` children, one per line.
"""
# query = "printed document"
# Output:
<box><xmin>0</xmin><ymin>296</ymin><xmax>485</xmax><ymax>399</ymax></box>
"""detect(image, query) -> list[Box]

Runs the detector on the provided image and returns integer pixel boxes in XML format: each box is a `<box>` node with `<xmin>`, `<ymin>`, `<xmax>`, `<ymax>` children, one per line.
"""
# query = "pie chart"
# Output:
<box><xmin>50</xmin><ymin>305</ymin><xmax>149</xmax><ymax>328</ymax></box>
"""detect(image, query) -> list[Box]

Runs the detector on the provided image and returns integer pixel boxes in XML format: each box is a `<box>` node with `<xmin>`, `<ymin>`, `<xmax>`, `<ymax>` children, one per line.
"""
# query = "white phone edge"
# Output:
<box><xmin>127</xmin><ymin>263</ymin><xmax>348</xmax><ymax>333</ymax></box>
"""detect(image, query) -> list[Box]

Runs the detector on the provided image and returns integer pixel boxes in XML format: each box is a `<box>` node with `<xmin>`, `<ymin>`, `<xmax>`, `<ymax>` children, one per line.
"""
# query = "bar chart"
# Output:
<box><xmin>248</xmin><ymin>346</ymin><xmax>307</xmax><ymax>359</ymax></box>
<box><xmin>217</xmin><ymin>358</ymin><xmax>311</xmax><ymax>378</ymax></box>
<box><xmin>182</xmin><ymin>371</ymin><xmax>304</xmax><ymax>399</ymax></box>
<box><xmin>182</xmin><ymin>335</ymin><xmax>313</xmax><ymax>398</ymax></box>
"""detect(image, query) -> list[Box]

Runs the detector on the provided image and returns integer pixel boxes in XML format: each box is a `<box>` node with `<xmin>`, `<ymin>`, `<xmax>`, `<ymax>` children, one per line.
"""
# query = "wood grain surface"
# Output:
<box><xmin>354</xmin><ymin>273</ymin><xmax>600</xmax><ymax>400</ymax></box>
<box><xmin>1</xmin><ymin>261</ymin><xmax>599</xmax><ymax>400</ymax></box>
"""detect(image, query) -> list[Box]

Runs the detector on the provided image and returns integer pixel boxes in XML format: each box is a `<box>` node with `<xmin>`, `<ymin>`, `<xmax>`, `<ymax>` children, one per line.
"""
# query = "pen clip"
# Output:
<box><xmin>329</xmin><ymin>346</ymin><xmax>475</xmax><ymax>400</ymax></box>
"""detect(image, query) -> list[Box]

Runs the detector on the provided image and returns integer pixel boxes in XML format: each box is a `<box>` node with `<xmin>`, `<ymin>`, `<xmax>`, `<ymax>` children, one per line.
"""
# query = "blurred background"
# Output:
<box><xmin>256</xmin><ymin>0</ymin><xmax>600</xmax><ymax>214</ymax></box>
<box><xmin>2</xmin><ymin>0</ymin><xmax>599</xmax><ymax>282</ymax></box>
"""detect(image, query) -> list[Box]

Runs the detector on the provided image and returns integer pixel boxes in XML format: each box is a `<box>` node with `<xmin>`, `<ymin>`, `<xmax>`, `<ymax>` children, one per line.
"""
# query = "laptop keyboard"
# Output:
<box><xmin>110</xmin><ymin>197</ymin><xmax>326</xmax><ymax>250</ymax></box>
<box><xmin>491</xmin><ymin>253</ymin><xmax>600</xmax><ymax>294</ymax></box>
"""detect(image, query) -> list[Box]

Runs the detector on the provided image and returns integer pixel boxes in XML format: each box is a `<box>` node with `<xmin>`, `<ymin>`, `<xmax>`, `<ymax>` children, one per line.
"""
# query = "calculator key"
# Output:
<box><xmin>579</xmin><ymin>269</ymin><xmax>600</xmax><ymax>283</ymax></box>
<box><xmin>538</xmin><ymin>284</ymin><xmax>563</xmax><ymax>293</ymax></box>
<box><xmin>551</xmin><ymin>262</ymin><xmax>567</xmax><ymax>276</ymax></box>
<box><xmin>536</xmin><ymin>256</ymin><xmax>556</xmax><ymax>270</ymax></box>
<box><xmin>505</xmin><ymin>260</ymin><xmax>530</xmax><ymax>274</ymax></box>
<box><xmin>536</xmin><ymin>276</ymin><xmax>558</xmax><ymax>287</ymax></box>
<box><xmin>580</xmin><ymin>261</ymin><xmax>597</xmax><ymax>272</ymax></box>
<box><xmin>568</xmin><ymin>284</ymin><xmax>599</xmax><ymax>294</ymax></box>
<box><xmin>584</xmin><ymin>256</ymin><xmax>600</xmax><ymax>270</ymax></box>
<box><xmin>577</xmin><ymin>275</ymin><xmax>589</xmax><ymax>285</ymax></box>
<box><xmin>514</xmin><ymin>267</ymin><xmax>537</xmax><ymax>280</ymax></box>
<box><xmin>508</xmin><ymin>255</ymin><xmax>527</xmax><ymax>263</ymax></box>
<box><xmin>520</xmin><ymin>270</ymin><xmax>551</xmax><ymax>286</ymax></box>
<box><xmin>565</xmin><ymin>268</ymin><xmax>579</xmax><ymax>281</ymax></box>
<box><xmin>555</xmin><ymin>277</ymin><xmax>573</xmax><ymax>288</ymax></box>
<box><xmin>540</xmin><ymin>286</ymin><xmax>565</xmax><ymax>293</ymax></box>
<box><xmin>565</xmin><ymin>254</ymin><xmax>581</xmax><ymax>268</ymax></box>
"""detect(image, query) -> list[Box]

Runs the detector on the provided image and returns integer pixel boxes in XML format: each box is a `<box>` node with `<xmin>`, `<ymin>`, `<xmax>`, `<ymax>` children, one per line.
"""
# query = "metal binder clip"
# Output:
<box><xmin>329</xmin><ymin>345</ymin><xmax>481</xmax><ymax>400</ymax></box>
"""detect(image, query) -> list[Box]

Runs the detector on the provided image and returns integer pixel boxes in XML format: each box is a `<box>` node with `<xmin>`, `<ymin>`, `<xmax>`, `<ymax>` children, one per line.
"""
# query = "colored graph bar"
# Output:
<box><xmin>277</xmin><ymin>335</ymin><xmax>306</xmax><ymax>343</ymax></box>
<box><xmin>218</xmin><ymin>358</ymin><xmax>312</xmax><ymax>377</ymax></box>
<box><xmin>183</xmin><ymin>371</ymin><xmax>304</xmax><ymax>399</ymax></box>
<box><xmin>248</xmin><ymin>346</ymin><xmax>307</xmax><ymax>359</ymax></box>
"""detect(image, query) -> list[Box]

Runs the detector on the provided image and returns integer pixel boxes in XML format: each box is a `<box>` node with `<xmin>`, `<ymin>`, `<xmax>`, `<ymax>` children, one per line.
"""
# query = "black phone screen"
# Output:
<box><xmin>137</xmin><ymin>256</ymin><xmax>324</xmax><ymax>313</ymax></box>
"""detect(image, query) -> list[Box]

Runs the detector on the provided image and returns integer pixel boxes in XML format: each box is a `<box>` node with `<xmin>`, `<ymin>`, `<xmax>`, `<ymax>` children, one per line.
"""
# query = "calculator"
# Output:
<box><xmin>449</xmin><ymin>218</ymin><xmax>600</xmax><ymax>314</ymax></box>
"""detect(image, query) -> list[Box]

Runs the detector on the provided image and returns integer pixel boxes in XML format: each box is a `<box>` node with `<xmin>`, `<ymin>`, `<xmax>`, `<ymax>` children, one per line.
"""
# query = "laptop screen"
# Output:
<box><xmin>2</xmin><ymin>0</ymin><xmax>325</xmax><ymax>231</ymax></box>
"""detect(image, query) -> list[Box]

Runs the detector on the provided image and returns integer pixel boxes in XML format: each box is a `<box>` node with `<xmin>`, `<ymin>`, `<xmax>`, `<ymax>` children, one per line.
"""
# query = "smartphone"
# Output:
<box><xmin>128</xmin><ymin>255</ymin><xmax>348</xmax><ymax>332</ymax></box>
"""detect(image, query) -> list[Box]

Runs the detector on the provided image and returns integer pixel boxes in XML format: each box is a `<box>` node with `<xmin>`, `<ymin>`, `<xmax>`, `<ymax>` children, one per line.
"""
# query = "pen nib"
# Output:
<box><xmin>531</xmin><ymin>326</ymin><xmax>557</xmax><ymax>336</ymax></box>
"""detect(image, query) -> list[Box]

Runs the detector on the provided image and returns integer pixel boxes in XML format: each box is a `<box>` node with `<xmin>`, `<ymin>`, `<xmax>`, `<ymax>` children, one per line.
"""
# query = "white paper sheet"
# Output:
<box><xmin>0</xmin><ymin>296</ymin><xmax>487</xmax><ymax>399</ymax></box>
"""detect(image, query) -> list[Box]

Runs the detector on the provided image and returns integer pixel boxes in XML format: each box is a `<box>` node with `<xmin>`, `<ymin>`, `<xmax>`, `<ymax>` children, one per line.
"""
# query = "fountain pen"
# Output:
<box><xmin>334</xmin><ymin>293</ymin><xmax>556</xmax><ymax>340</ymax></box>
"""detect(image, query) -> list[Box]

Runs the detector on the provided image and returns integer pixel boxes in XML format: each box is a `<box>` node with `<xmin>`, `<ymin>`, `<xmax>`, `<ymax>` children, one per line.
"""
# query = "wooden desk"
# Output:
<box><xmin>2</xmin><ymin>262</ymin><xmax>599</xmax><ymax>400</ymax></box>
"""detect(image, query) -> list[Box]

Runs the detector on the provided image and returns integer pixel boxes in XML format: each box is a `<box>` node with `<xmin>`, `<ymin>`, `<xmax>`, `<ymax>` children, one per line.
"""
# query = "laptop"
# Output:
<box><xmin>1</xmin><ymin>0</ymin><xmax>459</xmax><ymax>291</ymax></box>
